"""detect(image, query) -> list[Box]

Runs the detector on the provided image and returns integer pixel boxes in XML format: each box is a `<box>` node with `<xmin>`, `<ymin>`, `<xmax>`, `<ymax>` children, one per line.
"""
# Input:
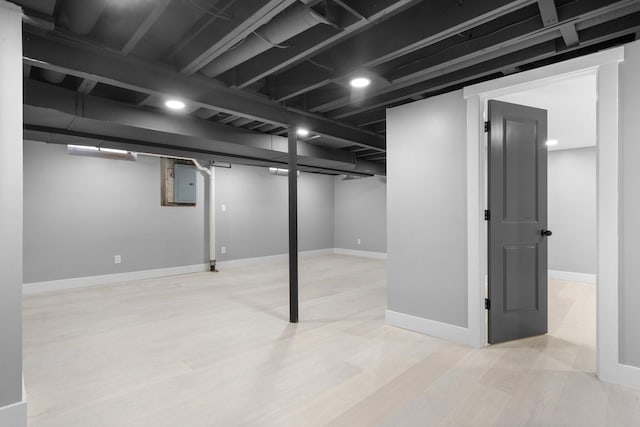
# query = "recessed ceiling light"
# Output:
<box><xmin>350</xmin><ymin>77</ymin><xmax>371</xmax><ymax>88</ymax></box>
<box><xmin>297</xmin><ymin>128</ymin><xmax>310</xmax><ymax>137</ymax></box>
<box><xmin>546</xmin><ymin>139</ymin><xmax>558</xmax><ymax>146</ymax></box>
<box><xmin>165</xmin><ymin>99</ymin><xmax>185</xmax><ymax>110</ymax></box>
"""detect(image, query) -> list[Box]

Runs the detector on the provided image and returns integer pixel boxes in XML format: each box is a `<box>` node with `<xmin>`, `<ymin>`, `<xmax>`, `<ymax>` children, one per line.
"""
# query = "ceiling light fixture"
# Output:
<box><xmin>350</xmin><ymin>77</ymin><xmax>371</xmax><ymax>88</ymax></box>
<box><xmin>546</xmin><ymin>139</ymin><xmax>558</xmax><ymax>147</ymax></box>
<box><xmin>297</xmin><ymin>128</ymin><xmax>310</xmax><ymax>137</ymax></box>
<box><xmin>165</xmin><ymin>99</ymin><xmax>186</xmax><ymax>110</ymax></box>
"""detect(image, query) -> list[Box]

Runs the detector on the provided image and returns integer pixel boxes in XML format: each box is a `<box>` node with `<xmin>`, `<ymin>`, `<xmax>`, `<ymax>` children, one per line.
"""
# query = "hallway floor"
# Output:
<box><xmin>23</xmin><ymin>255</ymin><xmax>640</xmax><ymax>426</ymax></box>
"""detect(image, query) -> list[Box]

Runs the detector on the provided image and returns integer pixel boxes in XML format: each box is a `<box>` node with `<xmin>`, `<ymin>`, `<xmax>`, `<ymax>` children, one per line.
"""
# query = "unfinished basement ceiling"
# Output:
<box><xmin>14</xmin><ymin>0</ymin><xmax>640</xmax><ymax>175</ymax></box>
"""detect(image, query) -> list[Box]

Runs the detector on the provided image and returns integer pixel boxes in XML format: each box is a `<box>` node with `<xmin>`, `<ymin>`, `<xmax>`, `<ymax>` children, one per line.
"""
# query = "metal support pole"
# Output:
<box><xmin>288</xmin><ymin>126</ymin><xmax>299</xmax><ymax>323</ymax></box>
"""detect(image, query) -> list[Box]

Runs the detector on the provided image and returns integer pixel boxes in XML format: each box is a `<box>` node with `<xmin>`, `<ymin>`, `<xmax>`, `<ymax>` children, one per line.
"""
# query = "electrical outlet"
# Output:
<box><xmin>357</xmin><ymin>238</ymin><xmax>361</xmax><ymax>245</ymax></box>
<box><xmin>114</xmin><ymin>255</ymin><xmax>121</xmax><ymax>264</ymax></box>
<box><xmin>221</xmin><ymin>246</ymin><xmax>226</xmax><ymax>254</ymax></box>
<box><xmin>221</xmin><ymin>204</ymin><xmax>227</xmax><ymax>212</ymax></box>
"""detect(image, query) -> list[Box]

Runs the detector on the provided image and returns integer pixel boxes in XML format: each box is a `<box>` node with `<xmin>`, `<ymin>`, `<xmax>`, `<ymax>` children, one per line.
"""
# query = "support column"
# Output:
<box><xmin>0</xmin><ymin>1</ymin><xmax>27</xmax><ymax>425</ymax></box>
<box><xmin>288</xmin><ymin>126</ymin><xmax>299</xmax><ymax>323</ymax></box>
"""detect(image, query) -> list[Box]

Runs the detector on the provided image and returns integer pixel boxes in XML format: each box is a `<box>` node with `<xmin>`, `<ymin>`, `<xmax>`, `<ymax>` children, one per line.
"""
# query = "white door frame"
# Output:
<box><xmin>463</xmin><ymin>46</ymin><xmax>623</xmax><ymax>384</ymax></box>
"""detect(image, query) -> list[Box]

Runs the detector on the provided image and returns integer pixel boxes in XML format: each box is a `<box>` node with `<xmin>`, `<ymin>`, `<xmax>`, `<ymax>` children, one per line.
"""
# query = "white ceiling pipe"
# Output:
<box><xmin>57</xmin><ymin>0</ymin><xmax>107</xmax><ymax>35</ymax></box>
<box><xmin>192</xmin><ymin>159</ymin><xmax>217</xmax><ymax>271</ymax></box>
<box><xmin>200</xmin><ymin>2</ymin><xmax>331</xmax><ymax>78</ymax></box>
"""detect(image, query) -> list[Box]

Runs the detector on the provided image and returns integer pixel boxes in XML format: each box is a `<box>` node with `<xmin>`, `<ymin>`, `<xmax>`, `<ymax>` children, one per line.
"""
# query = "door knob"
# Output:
<box><xmin>541</xmin><ymin>229</ymin><xmax>552</xmax><ymax>236</ymax></box>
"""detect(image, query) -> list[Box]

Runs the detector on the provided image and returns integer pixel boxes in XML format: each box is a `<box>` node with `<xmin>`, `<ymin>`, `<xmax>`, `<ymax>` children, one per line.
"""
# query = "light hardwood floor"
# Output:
<box><xmin>23</xmin><ymin>254</ymin><xmax>640</xmax><ymax>426</ymax></box>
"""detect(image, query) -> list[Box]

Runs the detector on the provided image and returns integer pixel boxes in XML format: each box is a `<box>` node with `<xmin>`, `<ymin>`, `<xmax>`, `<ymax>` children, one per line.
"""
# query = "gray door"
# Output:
<box><xmin>487</xmin><ymin>99</ymin><xmax>549</xmax><ymax>344</ymax></box>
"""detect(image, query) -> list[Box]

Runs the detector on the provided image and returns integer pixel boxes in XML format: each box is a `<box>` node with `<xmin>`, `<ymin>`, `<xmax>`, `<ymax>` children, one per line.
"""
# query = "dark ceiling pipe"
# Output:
<box><xmin>56</xmin><ymin>0</ymin><xmax>107</xmax><ymax>35</ymax></box>
<box><xmin>200</xmin><ymin>1</ymin><xmax>332</xmax><ymax>78</ymax></box>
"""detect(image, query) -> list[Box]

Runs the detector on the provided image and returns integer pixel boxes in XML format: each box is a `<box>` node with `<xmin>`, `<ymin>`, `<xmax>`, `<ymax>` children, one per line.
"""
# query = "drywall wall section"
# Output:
<box><xmin>334</xmin><ymin>176</ymin><xmax>386</xmax><ymax>253</ymax></box>
<box><xmin>23</xmin><ymin>141</ymin><xmax>208</xmax><ymax>283</ymax></box>
<box><xmin>386</xmin><ymin>90</ymin><xmax>468</xmax><ymax>328</ymax></box>
<box><xmin>548</xmin><ymin>147</ymin><xmax>596</xmax><ymax>275</ymax></box>
<box><xmin>620</xmin><ymin>40</ymin><xmax>640</xmax><ymax>368</ymax></box>
<box><xmin>0</xmin><ymin>0</ymin><xmax>25</xmax><ymax>416</ymax></box>
<box><xmin>215</xmin><ymin>164</ymin><xmax>334</xmax><ymax>261</ymax></box>
<box><xmin>24</xmin><ymin>143</ymin><xmax>337</xmax><ymax>283</ymax></box>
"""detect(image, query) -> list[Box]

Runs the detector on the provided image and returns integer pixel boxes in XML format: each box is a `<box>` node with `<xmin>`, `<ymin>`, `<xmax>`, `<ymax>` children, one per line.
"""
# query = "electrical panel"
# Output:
<box><xmin>174</xmin><ymin>163</ymin><xmax>196</xmax><ymax>204</ymax></box>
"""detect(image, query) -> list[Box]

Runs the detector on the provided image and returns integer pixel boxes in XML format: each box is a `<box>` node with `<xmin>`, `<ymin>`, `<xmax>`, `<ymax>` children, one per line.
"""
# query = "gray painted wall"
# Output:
<box><xmin>0</xmin><ymin>0</ymin><xmax>23</xmax><ymax>409</ymax></box>
<box><xmin>334</xmin><ymin>176</ymin><xmax>386</xmax><ymax>252</ymax></box>
<box><xmin>24</xmin><ymin>141</ymin><xmax>208</xmax><ymax>283</ymax></box>
<box><xmin>548</xmin><ymin>148</ymin><xmax>597</xmax><ymax>274</ymax></box>
<box><xmin>23</xmin><ymin>143</ymin><xmax>336</xmax><ymax>283</ymax></box>
<box><xmin>215</xmin><ymin>165</ymin><xmax>334</xmax><ymax>261</ymax></box>
<box><xmin>620</xmin><ymin>40</ymin><xmax>640</xmax><ymax>368</ymax></box>
<box><xmin>386</xmin><ymin>90</ymin><xmax>468</xmax><ymax>327</ymax></box>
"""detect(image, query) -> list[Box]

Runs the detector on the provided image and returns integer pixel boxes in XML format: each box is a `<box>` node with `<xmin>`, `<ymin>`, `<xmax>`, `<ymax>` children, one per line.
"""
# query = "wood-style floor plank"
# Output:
<box><xmin>23</xmin><ymin>255</ymin><xmax>640</xmax><ymax>426</ymax></box>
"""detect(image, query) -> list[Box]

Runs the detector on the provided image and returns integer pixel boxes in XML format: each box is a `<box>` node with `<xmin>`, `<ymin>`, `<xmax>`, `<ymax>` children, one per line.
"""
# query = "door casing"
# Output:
<box><xmin>463</xmin><ymin>47</ymin><xmax>623</xmax><ymax>384</ymax></box>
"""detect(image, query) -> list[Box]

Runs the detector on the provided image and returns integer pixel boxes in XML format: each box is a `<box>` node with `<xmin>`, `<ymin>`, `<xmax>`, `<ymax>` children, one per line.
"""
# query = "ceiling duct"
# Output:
<box><xmin>200</xmin><ymin>2</ymin><xmax>332</xmax><ymax>78</ymax></box>
<box><xmin>56</xmin><ymin>0</ymin><xmax>107</xmax><ymax>35</ymax></box>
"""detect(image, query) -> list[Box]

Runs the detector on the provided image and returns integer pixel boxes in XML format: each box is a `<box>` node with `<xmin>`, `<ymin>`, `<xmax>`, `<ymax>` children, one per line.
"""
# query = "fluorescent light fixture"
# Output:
<box><xmin>165</xmin><ymin>99</ymin><xmax>186</xmax><ymax>110</ymax></box>
<box><xmin>268</xmin><ymin>167</ymin><xmax>300</xmax><ymax>177</ymax></box>
<box><xmin>67</xmin><ymin>145</ymin><xmax>137</xmax><ymax>161</ymax></box>
<box><xmin>99</xmin><ymin>147</ymin><xmax>128</xmax><ymax>154</ymax></box>
<box><xmin>350</xmin><ymin>77</ymin><xmax>371</xmax><ymax>88</ymax></box>
<box><xmin>296</xmin><ymin>128</ymin><xmax>310</xmax><ymax>137</ymax></box>
<box><xmin>68</xmin><ymin>144</ymin><xmax>99</xmax><ymax>151</ymax></box>
<box><xmin>546</xmin><ymin>139</ymin><xmax>558</xmax><ymax>147</ymax></box>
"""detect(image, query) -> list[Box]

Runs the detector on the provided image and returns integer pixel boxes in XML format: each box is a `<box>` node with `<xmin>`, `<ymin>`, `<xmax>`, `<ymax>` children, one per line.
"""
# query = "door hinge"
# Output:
<box><xmin>485</xmin><ymin>298</ymin><xmax>491</xmax><ymax>310</ymax></box>
<box><xmin>484</xmin><ymin>209</ymin><xmax>490</xmax><ymax>221</ymax></box>
<box><xmin>484</xmin><ymin>121</ymin><xmax>490</xmax><ymax>132</ymax></box>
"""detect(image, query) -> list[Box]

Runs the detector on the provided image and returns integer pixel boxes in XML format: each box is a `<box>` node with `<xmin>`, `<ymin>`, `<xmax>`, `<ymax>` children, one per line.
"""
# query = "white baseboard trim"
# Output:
<box><xmin>22</xmin><ymin>249</ymin><xmax>383</xmax><ymax>293</ymax></box>
<box><xmin>23</xmin><ymin>264</ymin><xmax>209</xmax><ymax>294</ymax></box>
<box><xmin>334</xmin><ymin>248</ymin><xmax>387</xmax><ymax>259</ymax></box>
<box><xmin>216</xmin><ymin>248</ymin><xmax>335</xmax><ymax>269</ymax></box>
<box><xmin>0</xmin><ymin>399</ymin><xmax>27</xmax><ymax>427</ymax></box>
<box><xmin>385</xmin><ymin>309</ymin><xmax>471</xmax><ymax>346</ymax></box>
<box><xmin>548</xmin><ymin>270</ymin><xmax>596</xmax><ymax>284</ymax></box>
<box><xmin>618</xmin><ymin>363</ymin><xmax>640</xmax><ymax>391</ymax></box>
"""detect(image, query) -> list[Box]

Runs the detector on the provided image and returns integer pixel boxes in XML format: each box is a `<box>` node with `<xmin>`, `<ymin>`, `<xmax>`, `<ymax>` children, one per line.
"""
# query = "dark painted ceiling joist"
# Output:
<box><xmin>325</xmin><ymin>0</ymin><xmax>640</xmax><ymax>118</ymax></box>
<box><xmin>175</xmin><ymin>0</ymin><xmax>298</xmax><ymax>75</ymax></box>
<box><xmin>23</xmin><ymin>79</ymin><xmax>381</xmax><ymax>173</ymax></box>
<box><xmin>270</xmin><ymin>0</ymin><xmax>537</xmax><ymax>101</ymax></box>
<box><xmin>22</xmin><ymin>31</ymin><xmax>385</xmax><ymax>150</ymax></box>
<box><xmin>537</xmin><ymin>0</ymin><xmax>559</xmax><ymax>26</ymax></box>
<box><xmin>230</xmin><ymin>0</ymin><xmax>420</xmax><ymax>88</ymax></box>
<box><xmin>120</xmin><ymin>0</ymin><xmax>172</xmax><ymax>55</ymax></box>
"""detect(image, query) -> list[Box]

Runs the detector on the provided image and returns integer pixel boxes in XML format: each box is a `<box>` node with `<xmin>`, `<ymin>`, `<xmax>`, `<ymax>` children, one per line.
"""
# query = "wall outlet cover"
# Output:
<box><xmin>221</xmin><ymin>246</ymin><xmax>226</xmax><ymax>254</ymax></box>
<box><xmin>114</xmin><ymin>255</ymin><xmax>122</xmax><ymax>264</ymax></box>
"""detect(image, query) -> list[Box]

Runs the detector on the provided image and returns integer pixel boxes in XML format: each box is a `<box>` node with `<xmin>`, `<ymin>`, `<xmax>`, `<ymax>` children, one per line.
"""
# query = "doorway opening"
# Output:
<box><xmin>486</xmin><ymin>73</ymin><xmax>598</xmax><ymax>369</ymax></box>
<box><xmin>464</xmin><ymin>46</ymin><xmax>622</xmax><ymax>383</ymax></box>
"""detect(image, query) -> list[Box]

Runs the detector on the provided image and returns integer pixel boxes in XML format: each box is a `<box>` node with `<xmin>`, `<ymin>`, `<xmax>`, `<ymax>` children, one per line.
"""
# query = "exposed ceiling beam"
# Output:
<box><xmin>231</xmin><ymin>0</ymin><xmax>420</xmax><ymax>88</ymax></box>
<box><xmin>23</xmin><ymin>79</ymin><xmax>365</xmax><ymax>171</ymax></box>
<box><xmin>219</xmin><ymin>115</ymin><xmax>239</xmax><ymax>124</ymax></box>
<box><xmin>332</xmin><ymin>18</ymin><xmax>639</xmax><ymax>121</ymax></box>
<box><xmin>331</xmin><ymin>42</ymin><xmax>558</xmax><ymax>119</ymax></box>
<box><xmin>121</xmin><ymin>0</ymin><xmax>172</xmax><ymax>55</ymax></box>
<box><xmin>559</xmin><ymin>22</ymin><xmax>580</xmax><ymax>47</ymax></box>
<box><xmin>193</xmin><ymin>108</ymin><xmax>220</xmax><ymax>120</ymax></box>
<box><xmin>313</xmin><ymin>0</ymin><xmax>639</xmax><ymax>116</ymax></box>
<box><xmin>537</xmin><ymin>0</ymin><xmax>559</xmax><ymax>26</ymax></box>
<box><xmin>77</xmin><ymin>78</ymin><xmax>98</xmax><ymax>94</ymax></box>
<box><xmin>175</xmin><ymin>0</ymin><xmax>298</xmax><ymax>75</ymax></box>
<box><xmin>270</xmin><ymin>0</ymin><xmax>538</xmax><ymax>101</ymax></box>
<box><xmin>331</xmin><ymin>0</ymin><xmax>367</xmax><ymax>21</ymax></box>
<box><xmin>22</xmin><ymin>31</ymin><xmax>385</xmax><ymax>150</ymax></box>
